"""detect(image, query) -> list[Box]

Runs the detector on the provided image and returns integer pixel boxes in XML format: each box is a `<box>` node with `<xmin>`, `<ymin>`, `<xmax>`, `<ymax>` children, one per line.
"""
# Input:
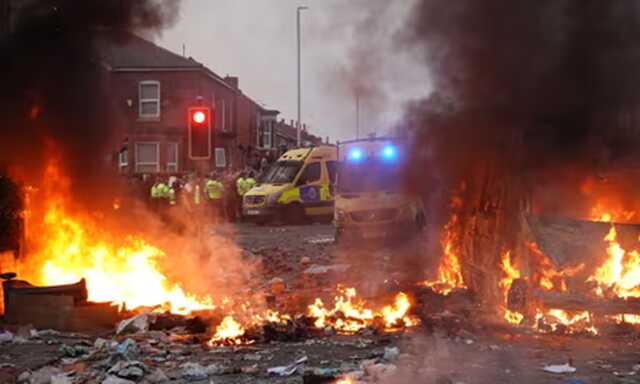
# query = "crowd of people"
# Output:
<box><xmin>145</xmin><ymin>168</ymin><xmax>257</xmax><ymax>223</ymax></box>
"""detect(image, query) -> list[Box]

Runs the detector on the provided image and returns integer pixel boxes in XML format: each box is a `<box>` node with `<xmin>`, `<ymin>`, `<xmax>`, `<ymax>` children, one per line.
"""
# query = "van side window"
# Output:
<box><xmin>298</xmin><ymin>162</ymin><xmax>321</xmax><ymax>185</ymax></box>
<box><xmin>326</xmin><ymin>161</ymin><xmax>338</xmax><ymax>185</ymax></box>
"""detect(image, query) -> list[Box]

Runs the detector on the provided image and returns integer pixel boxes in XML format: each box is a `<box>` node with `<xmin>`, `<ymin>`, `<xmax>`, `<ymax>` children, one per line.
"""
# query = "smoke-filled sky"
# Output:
<box><xmin>159</xmin><ymin>0</ymin><xmax>431</xmax><ymax>142</ymax></box>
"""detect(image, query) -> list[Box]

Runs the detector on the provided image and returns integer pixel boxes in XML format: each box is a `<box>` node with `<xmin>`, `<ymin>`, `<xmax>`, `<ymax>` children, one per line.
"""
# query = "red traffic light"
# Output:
<box><xmin>188</xmin><ymin>106</ymin><xmax>213</xmax><ymax>160</ymax></box>
<box><xmin>192</xmin><ymin>110</ymin><xmax>206</xmax><ymax>124</ymax></box>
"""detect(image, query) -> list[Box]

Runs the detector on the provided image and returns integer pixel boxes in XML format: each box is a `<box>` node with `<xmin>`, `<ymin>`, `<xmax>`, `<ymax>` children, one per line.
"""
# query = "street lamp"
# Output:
<box><xmin>297</xmin><ymin>5</ymin><xmax>308</xmax><ymax>148</ymax></box>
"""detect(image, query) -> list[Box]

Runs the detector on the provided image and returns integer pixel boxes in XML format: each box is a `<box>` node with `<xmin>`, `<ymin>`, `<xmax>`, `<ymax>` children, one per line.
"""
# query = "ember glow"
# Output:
<box><xmin>21</xmin><ymin>160</ymin><xmax>215</xmax><ymax>315</ymax></box>
<box><xmin>536</xmin><ymin>309</ymin><xmax>598</xmax><ymax>335</ymax></box>
<box><xmin>208</xmin><ymin>316</ymin><xmax>247</xmax><ymax>346</ymax></box>
<box><xmin>499</xmin><ymin>249</ymin><xmax>597</xmax><ymax>334</ymax></box>
<box><xmin>308</xmin><ymin>287</ymin><xmax>418</xmax><ymax>333</ymax></box>
<box><xmin>499</xmin><ymin>250</ymin><xmax>523</xmax><ymax>324</ymax></box>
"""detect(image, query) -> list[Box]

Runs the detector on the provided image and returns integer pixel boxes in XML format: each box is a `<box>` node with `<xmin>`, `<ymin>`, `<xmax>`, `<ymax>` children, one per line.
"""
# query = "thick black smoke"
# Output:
<box><xmin>402</xmin><ymin>0</ymin><xmax>640</xmax><ymax>216</ymax></box>
<box><xmin>0</xmin><ymin>0</ymin><xmax>179</xmax><ymax>206</ymax></box>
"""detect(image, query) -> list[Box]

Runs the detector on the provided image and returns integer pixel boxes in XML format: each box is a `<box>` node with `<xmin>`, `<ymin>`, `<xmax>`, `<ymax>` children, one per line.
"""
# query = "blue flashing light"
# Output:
<box><xmin>382</xmin><ymin>145</ymin><xmax>397</xmax><ymax>159</ymax></box>
<box><xmin>348</xmin><ymin>148</ymin><xmax>363</xmax><ymax>161</ymax></box>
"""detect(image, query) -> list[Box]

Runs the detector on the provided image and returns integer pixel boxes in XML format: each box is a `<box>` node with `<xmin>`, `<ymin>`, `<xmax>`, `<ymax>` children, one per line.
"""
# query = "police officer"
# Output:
<box><xmin>205</xmin><ymin>172</ymin><xmax>225</xmax><ymax>220</ymax></box>
<box><xmin>159</xmin><ymin>179</ymin><xmax>176</xmax><ymax>206</ymax></box>
<box><xmin>246</xmin><ymin>170</ymin><xmax>257</xmax><ymax>191</ymax></box>
<box><xmin>236</xmin><ymin>171</ymin><xmax>251</xmax><ymax>198</ymax></box>
<box><xmin>150</xmin><ymin>177</ymin><xmax>164</xmax><ymax>211</ymax></box>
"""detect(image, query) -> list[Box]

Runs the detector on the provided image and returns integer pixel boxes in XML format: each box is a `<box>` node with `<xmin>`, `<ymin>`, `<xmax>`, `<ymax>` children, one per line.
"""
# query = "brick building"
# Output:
<box><xmin>272</xmin><ymin>119</ymin><xmax>323</xmax><ymax>154</ymax></box>
<box><xmin>97</xmin><ymin>34</ymin><xmax>285</xmax><ymax>175</ymax></box>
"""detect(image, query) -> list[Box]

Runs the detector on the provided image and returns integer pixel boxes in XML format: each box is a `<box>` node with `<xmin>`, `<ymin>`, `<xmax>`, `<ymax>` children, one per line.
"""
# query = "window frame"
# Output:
<box><xmin>297</xmin><ymin>162</ymin><xmax>321</xmax><ymax>186</ymax></box>
<box><xmin>214</xmin><ymin>147</ymin><xmax>226</xmax><ymax>168</ymax></box>
<box><xmin>326</xmin><ymin>160</ymin><xmax>338</xmax><ymax>185</ymax></box>
<box><xmin>135</xmin><ymin>142</ymin><xmax>160</xmax><ymax>173</ymax></box>
<box><xmin>166</xmin><ymin>142</ymin><xmax>179</xmax><ymax>173</ymax></box>
<box><xmin>258</xmin><ymin>120</ymin><xmax>273</xmax><ymax>149</ymax></box>
<box><xmin>138</xmin><ymin>81</ymin><xmax>161</xmax><ymax>119</ymax></box>
<box><xmin>118</xmin><ymin>148</ymin><xmax>128</xmax><ymax>172</ymax></box>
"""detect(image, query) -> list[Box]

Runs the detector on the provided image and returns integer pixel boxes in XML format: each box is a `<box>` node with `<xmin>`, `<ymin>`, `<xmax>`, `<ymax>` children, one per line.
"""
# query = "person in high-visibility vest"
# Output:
<box><xmin>246</xmin><ymin>170</ymin><xmax>257</xmax><ymax>191</ymax></box>
<box><xmin>205</xmin><ymin>173</ymin><xmax>225</xmax><ymax>220</ymax></box>
<box><xmin>167</xmin><ymin>185</ymin><xmax>176</xmax><ymax>206</ymax></box>
<box><xmin>236</xmin><ymin>172</ymin><xmax>254</xmax><ymax>197</ymax></box>
<box><xmin>150</xmin><ymin>178</ymin><xmax>165</xmax><ymax>212</ymax></box>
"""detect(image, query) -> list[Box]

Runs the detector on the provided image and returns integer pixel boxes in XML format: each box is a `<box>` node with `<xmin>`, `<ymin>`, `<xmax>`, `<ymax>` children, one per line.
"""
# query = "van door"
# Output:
<box><xmin>295</xmin><ymin>162</ymin><xmax>328</xmax><ymax>215</ymax></box>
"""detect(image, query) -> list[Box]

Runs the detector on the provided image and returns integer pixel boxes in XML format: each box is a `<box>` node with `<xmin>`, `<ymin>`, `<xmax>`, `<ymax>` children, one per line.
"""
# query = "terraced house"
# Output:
<box><xmin>97</xmin><ymin>33</ymin><xmax>281</xmax><ymax>175</ymax></box>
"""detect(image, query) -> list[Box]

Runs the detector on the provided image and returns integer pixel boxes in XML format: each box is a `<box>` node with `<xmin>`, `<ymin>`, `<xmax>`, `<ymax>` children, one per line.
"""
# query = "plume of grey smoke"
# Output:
<box><xmin>0</xmin><ymin>0</ymin><xmax>181</xmax><ymax>208</ymax></box>
<box><xmin>306</xmin><ymin>0</ymin><xmax>430</xmax><ymax>139</ymax></box>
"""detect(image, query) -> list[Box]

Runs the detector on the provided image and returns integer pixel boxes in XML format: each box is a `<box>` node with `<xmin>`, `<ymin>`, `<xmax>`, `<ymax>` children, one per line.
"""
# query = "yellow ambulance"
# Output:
<box><xmin>243</xmin><ymin>146</ymin><xmax>337</xmax><ymax>224</ymax></box>
<box><xmin>334</xmin><ymin>137</ymin><xmax>425</xmax><ymax>242</ymax></box>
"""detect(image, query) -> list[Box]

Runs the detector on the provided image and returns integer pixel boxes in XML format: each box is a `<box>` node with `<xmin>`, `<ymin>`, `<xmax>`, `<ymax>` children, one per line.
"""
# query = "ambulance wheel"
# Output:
<box><xmin>286</xmin><ymin>203</ymin><xmax>306</xmax><ymax>225</ymax></box>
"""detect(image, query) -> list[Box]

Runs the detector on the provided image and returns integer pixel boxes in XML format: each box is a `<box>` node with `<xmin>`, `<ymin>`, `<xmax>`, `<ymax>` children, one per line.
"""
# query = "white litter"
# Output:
<box><xmin>543</xmin><ymin>363</ymin><xmax>577</xmax><ymax>374</ymax></box>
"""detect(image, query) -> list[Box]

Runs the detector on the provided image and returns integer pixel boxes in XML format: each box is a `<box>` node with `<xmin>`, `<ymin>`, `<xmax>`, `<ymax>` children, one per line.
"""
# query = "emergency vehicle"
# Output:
<box><xmin>242</xmin><ymin>146</ymin><xmax>337</xmax><ymax>224</ymax></box>
<box><xmin>334</xmin><ymin>137</ymin><xmax>425</xmax><ymax>242</ymax></box>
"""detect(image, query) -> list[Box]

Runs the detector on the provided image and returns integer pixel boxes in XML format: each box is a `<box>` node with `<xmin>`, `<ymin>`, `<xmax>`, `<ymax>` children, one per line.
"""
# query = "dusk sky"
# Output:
<box><xmin>159</xmin><ymin>0</ymin><xmax>431</xmax><ymax>142</ymax></box>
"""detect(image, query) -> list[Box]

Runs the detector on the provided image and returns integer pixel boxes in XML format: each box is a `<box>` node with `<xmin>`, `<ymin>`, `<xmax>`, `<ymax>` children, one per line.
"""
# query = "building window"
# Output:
<box><xmin>214</xmin><ymin>148</ymin><xmax>226</xmax><ymax>168</ymax></box>
<box><xmin>139</xmin><ymin>81</ymin><xmax>160</xmax><ymax>119</ymax></box>
<box><xmin>167</xmin><ymin>143</ymin><xmax>178</xmax><ymax>173</ymax></box>
<box><xmin>258</xmin><ymin>121</ymin><xmax>273</xmax><ymax>149</ymax></box>
<box><xmin>135</xmin><ymin>142</ymin><xmax>160</xmax><ymax>173</ymax></box>
<box><xmin>118</xmin><ymin>148</ymin><xmax>128</xmax><ymax>173</ymax></box>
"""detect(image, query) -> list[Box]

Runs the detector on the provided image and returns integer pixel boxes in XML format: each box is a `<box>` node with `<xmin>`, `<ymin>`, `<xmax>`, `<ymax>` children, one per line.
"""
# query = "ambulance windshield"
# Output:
<box><xmin>338</xmin><ymin>161</ymin><xmax>403</xmax><ymax>193</ymax></box>
<box><xmin>261</xmin><ymin>161</ymin><xmax>303</xmax><ymax>184</ymax></box>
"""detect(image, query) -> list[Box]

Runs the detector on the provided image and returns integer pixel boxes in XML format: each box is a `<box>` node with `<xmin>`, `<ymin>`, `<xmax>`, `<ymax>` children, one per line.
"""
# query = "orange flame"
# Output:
<box><xmin>308</xmin><ymin>287</ymin><xmax>418</xmax><ymax>333</ymax></box>
<box><xmin>21</xmin><ymin>159</ymin><xmax>214</xmax><ymax>315</ymax></box>
<box><xmin>207</xmin><ymin>316</ymin><xmax>246</xmax><ymax>346</ymax></box>
<box><xmin>499</xmin><ymin>250</ymin><xmax>524</xmax><ymax>324</ymax></box>
<box><xmin>422</xmin><ymin>198</ymin><xmax>466</xmax><ymax>294</ymax></box>
<box><xmin>536</xmin><ymin>309</ymin><xmax>598</xmax><ymax>335</ymax></box>
<box><xmin>589</xmin><ymin>224</ymin><xmax>640</xmax><ymax>298</ymax></box>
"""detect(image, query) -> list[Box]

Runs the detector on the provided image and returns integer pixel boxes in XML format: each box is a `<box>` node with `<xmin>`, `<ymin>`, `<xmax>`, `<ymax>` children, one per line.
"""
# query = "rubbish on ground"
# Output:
<box><xmin>543</xmin><ymin>364</ymin><xmax>577</xmax><ymax>374</ymax></box>
<box><xmin>268</xmin><ymin>356</ymin><xmax>308</xmax><ymax>376</ymax></box>
<box><xmin>116</xmin><ymin>313</ymin><xmax>151</xmax><ymax>335</ymax></box>
<box><xmin>383</xmin><ymin>347</ymin><xmax>400</xmax><ymax>362</ymax></box>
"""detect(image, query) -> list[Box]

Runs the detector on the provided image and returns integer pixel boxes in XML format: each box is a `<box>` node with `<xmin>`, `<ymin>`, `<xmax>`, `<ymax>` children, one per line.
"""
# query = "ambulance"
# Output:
<box><xmin>243</xmin><ymin>146</ymin><xmax>337</xmax><ymax>224</ymax></box>
<box><xmin>334</xmin><ymin>137</ymin><xmax>425</xmax><ymax>242</ymax></box>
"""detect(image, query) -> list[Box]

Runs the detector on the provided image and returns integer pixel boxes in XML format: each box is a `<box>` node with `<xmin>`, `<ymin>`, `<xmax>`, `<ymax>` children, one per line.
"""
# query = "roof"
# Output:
<box><xmin>95</xmin><ymin>32</ymin><xmax>282</xmax><ymax>116</ymax></box>
<box><xmin>275</xmin><ymin>121</ymin><xmax>321</xmax><ymax>143</ymax></box>
<box><xmin>96</xmin><ymin>33</ymin><xmax>202</xmax><ymax>69</ymax></box>
<box><xmin>95</xmin><ymin>32</ymin><xmax>234</xmax><ymax>91</ymax></box>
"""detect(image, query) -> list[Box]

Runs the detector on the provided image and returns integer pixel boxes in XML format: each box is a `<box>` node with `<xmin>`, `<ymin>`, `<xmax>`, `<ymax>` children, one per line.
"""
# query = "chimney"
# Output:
<box><xmin>224</xmin><ymin>76</ymin><xmax>239</xmax><ymax>89</ymax></box>
<box><xmin>290</xmin><ymin>119</ymin><xmax>295</xmax><ymax>127</ymax></box>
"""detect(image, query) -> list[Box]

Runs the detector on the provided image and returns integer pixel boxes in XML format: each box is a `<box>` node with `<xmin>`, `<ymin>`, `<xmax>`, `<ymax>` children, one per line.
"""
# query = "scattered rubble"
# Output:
<box><xmin>116</xmin><ymin>313</ymin><xmax>151</xmax><ymax>335</ymax></box>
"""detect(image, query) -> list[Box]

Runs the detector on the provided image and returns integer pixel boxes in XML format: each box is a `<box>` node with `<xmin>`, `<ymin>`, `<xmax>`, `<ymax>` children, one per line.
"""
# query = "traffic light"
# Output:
<box><xmin>188</xmin><ymin>107</ymin><xmax>213</xmax><ymax>159</ymax></box>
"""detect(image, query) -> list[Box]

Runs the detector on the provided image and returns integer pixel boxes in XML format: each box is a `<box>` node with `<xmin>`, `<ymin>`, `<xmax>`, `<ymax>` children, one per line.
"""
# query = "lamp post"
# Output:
<box><xmin>296</xmin><ymin>5</ymin><xmax>308</xmax><ymax>148</ymax></box>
